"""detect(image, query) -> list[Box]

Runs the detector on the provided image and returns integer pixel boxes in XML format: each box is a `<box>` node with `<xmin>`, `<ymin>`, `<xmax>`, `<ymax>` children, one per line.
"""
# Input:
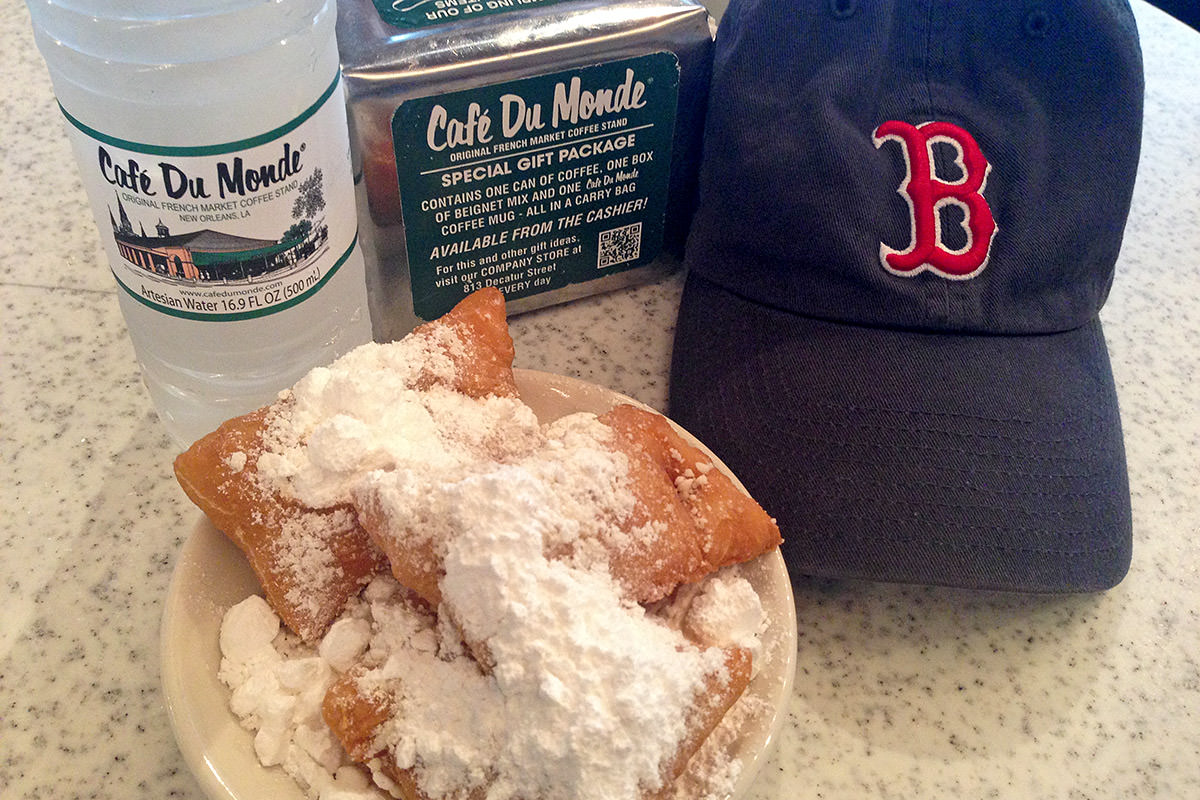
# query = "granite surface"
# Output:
<box><xmin>2</xmin><ymin>2</ymin><xmax>1197</xmax><ymax>799</ymax></box>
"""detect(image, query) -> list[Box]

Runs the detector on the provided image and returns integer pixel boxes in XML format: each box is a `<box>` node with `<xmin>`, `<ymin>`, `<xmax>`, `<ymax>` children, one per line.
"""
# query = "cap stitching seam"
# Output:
<box><xmin>774</xmin><ymin>399</ymin><xmax>1110</xmax><ymax>429</ymax></box>
<box><xmin>761</xmin><ymin>413</ymin><xmax>1106</xmax><ymax>448</ymax></box>
<box><xmin>802</xmin><ymin>483</ymin><xmax>1114</xmax><ymax>508</ymax></box>
<box><xmin>800</xmin><ymin>520</ymin><xmax>1124</xmax><ymax>553</ymax></box>
<box><xmin>771</xmin><ymin>427</ymin><xmax>1099</xmax><ymax>452</ymax></box>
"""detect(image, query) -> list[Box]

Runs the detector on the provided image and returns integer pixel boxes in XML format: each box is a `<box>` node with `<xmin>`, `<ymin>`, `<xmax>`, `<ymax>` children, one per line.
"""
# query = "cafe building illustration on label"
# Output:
<box><xmin>106</xmin><ymin>169</ymin><xmax>329</xmax><ymax>285</ymax></box>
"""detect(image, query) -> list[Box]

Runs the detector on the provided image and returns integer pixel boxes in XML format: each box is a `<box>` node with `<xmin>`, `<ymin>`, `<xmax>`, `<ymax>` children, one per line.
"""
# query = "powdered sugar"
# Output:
<box><xmin>317</xmin><ymin>617</ymin><xmax>372</xmax><ymax>673</ymax></box>
<box><xmin>219</xmin><ymin>560</ymin><xmax>771</xmax><ymax>800</ymax></box>
<box><xmin>684</xmin><ymin>573</ymin><xmax>767</xmax><ymax>672</ymax></box>
<box><xmin>255</xmin><ymin>329</ymin><xmax>542</xmax><ymax>511</ymax></box>
<box><xmin>214</xmin><ymin>325</ymin><xmax>777</xmax><ymax>800</ymax></box>
<box><xmin>218</xmin><ymin>596</ymin><xmax>376</xmax><ymax>799</ymax></box>
<box><xmin>271</xmin><ymin>506</ymin><xmax>361</xmax><ymax>627</ymax></box>
<box><xmin>432</xmin><ymin>467</ymin><xmax>728</xmax><ymax>800</ymax></box>
<box><xmin>357</xmin><ymin>410</ymin><xmax>641</xmax><ymax>580</ymax></box>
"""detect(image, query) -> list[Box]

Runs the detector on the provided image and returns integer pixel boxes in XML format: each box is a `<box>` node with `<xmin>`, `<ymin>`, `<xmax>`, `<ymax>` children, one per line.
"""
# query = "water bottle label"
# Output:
<box><xmin>372</xmin><ymin>0</ymin><xmax>566</xmax><ymax>29</ymax></box>
<box><xmin>59</xmin><ymin>74</ymin><xmax>360</xmax><ymax>321</ymax></box>
<box><xmin>391</xmin><ymin>52</ymin><xmax>679</xmax><ymax>321</ymax></box>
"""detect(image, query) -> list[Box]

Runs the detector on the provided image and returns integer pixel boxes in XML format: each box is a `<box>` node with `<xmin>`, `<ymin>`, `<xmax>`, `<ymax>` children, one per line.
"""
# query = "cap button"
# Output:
<box><xmin>829</xmin><ymin>0</ymin><xmax>859</xmax><ymax>20</ymax></box>
<box><xmin>1023</xmin><ymin>7</ymin><xmax>1054</xmax><ymax>37</ymax></box>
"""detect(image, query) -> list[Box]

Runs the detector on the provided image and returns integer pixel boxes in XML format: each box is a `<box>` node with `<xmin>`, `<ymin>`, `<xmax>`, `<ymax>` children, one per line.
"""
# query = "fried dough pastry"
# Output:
<box><xmin>357</xmin><ymin>402</ymin><xmax>781</xmax><ymax>609</ymax></box>
<box><xmin>645</xmin><ymin>648</ymin><xmax>754</xmax><ymax>800</ymax></box>
<box><xmin>353</xmin><ymin>486</ymin><xmax>444</xmax><ymax>608</ymax></box>
<box><xmin>174</xmin><ymin>287</ymin><xmax>517</xmax><ymax>642</ymax></box>
<box><xmin>182</xmin><ymin>286</ymin><xmax>783</xmax><ymax>800</ymax></box>
<box><xmin>598</xmin><ymin>404</ymin><xmax>782</xmax><ymax>578</ymax></box>
<box><xmin>407</xmin><ymin>286</ymin><xmax>518</xmax><ymax>399</ymax></box>
<box><xmin>321</xmin><ymin>647</ymin><xmax>753</xmax><ymax>800</ymax></box>
<box><xmin>173</xmin><ymin>407</ymin><xmax>386</xmax><ymax>642</ymax></box>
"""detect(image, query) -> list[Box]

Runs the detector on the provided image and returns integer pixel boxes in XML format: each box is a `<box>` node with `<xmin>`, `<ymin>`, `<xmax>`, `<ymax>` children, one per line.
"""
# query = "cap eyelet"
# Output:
<box><xmin>1024</xmin><ymin>8</ymin><xmax>1052</xmax><ymax>37</ymax></box>
<box><xmin>830</xmin><ymin>0</ymin><xmax>859</xmax><ymax>20</ymax></box>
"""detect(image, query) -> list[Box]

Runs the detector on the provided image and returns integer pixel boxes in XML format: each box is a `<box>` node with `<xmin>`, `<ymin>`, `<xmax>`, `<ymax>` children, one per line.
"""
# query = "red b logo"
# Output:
<box><xmin>873</xmin><ymin>120</ymin><xmax>998</xmax><ymax>280</ymax></box>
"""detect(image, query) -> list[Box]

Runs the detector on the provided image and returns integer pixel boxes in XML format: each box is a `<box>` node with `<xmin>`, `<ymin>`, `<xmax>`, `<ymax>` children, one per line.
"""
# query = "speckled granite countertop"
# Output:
<box><xmin>2</xmin><ymin>2</ymin><xmax>1197</xmax><ymax>799</ymax></box>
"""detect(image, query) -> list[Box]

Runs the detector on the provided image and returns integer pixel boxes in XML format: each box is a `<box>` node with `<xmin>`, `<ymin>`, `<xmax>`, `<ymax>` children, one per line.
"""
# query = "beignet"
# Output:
<box><xmin>179</xmin><ymin>287</ymin><xmax>785</xmax><ymax>800</ymax></box>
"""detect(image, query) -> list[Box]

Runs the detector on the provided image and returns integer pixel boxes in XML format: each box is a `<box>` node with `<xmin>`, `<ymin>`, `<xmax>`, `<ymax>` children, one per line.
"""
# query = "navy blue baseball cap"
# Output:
<box><xmin>669</xmin><ymin>0</ymin><xmax>1144</xmax><ymax>591</ymax></box>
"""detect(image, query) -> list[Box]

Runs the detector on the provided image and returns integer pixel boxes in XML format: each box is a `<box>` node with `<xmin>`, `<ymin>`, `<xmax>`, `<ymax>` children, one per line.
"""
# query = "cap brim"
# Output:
<box><xmin>669</xmin><ymin>272</ymin><xmax>1132</xmax><ymax>592</ymax></box>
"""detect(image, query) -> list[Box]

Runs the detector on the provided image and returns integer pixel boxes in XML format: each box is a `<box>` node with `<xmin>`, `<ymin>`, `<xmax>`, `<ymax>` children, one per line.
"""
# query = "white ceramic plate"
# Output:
<box><xmin>161</xmin><ymin>368</ymin><xmax>798</xmax><ymax>800</ymax></box>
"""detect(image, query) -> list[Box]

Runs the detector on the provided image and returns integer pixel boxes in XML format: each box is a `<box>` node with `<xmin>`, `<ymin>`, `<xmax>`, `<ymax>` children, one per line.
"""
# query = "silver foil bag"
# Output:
<box><xmin>337</xmin><ymin>0</ymin><xmax>714</xmax><ymax>339</ymax></box>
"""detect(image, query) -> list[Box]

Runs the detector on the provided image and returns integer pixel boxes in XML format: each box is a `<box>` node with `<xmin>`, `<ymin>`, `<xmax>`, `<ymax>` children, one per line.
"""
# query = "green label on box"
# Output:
<box><xmin>374</xmin><ymin>0</ymin><xmax>565</xmax><ymax>30</ymax></box>
<box><xmin>392</xmin><ymin>53</ymin><xmax>680</xmax><ymax>320</ymax></box>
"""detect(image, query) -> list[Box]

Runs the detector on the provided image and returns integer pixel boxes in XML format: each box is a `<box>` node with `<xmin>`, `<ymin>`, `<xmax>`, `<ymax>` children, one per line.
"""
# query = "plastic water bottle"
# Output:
<box><xmin>26</xmin><ymin>0</ymin><xmax>373</xmax><ymax>447</ymax></box>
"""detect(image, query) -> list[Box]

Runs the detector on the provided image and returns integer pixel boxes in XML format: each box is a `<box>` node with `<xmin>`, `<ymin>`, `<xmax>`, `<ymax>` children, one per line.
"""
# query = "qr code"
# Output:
<box><xmin>597</xmin><ymin>222</ymin><xmax>642</xmax><ymax>269</ymax></box>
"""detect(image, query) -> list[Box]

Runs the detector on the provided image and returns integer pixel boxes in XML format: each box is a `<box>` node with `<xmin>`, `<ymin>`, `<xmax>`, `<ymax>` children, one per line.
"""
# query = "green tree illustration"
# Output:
<box><xmin>291</xmin><ymin>168</ymin><xmax>325</xmax><ymax>222</ymax></box>
<box><xmin>282</xmin><ymin>218</ymin><xmax>312</xmax><ymax>243</ymax></box>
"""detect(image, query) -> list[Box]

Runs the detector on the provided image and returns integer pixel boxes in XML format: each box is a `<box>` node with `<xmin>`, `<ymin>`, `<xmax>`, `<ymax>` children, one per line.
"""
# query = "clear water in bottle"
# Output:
<box><xmin>27</xmin><ymin>0</ymin><xmax>373</xmax><ymax>447</ymax></box>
